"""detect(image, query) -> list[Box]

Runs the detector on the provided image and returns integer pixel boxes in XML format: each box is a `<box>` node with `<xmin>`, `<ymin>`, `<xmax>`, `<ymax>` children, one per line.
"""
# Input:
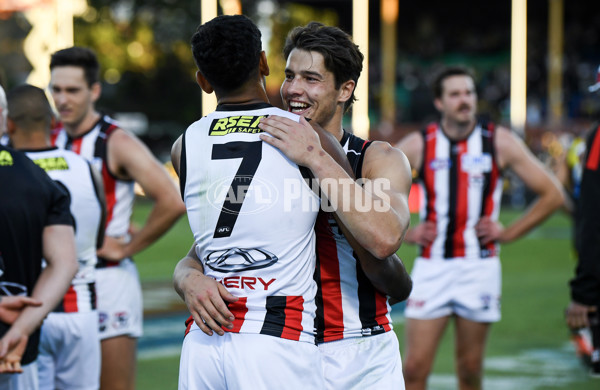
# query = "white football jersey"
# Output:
<box><xmin>182</xmin><ymin>103</ymin><xmax>320</xmax><ymax>343</ymax></box>
<box><xmin>26</xmin><ymin>147</ymin><xmax>103</xmax><ymax>312</ymax></box>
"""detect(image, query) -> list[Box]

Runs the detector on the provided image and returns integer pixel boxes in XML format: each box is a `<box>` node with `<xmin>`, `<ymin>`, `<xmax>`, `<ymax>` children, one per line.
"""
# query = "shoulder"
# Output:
<box><xmin>363</xmin><ymin>140</ymin><xmax>411</xmax><ymax>181</ymax></box>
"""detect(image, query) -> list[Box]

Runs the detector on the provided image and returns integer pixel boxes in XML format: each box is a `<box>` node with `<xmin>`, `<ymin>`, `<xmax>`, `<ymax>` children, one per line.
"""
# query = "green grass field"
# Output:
<box><xmin>132</xmin><ymin>200</ymin><xmax>599</xmax><ymax>389</ymax></box>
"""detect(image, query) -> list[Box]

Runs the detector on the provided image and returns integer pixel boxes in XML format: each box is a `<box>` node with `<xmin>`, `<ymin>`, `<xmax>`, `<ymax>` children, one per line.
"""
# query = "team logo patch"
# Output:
<box><xmin>99</xmin><ymin>312</ymin><xmax>108</xmax><ymax>332</ymax></box>
<box><xmin>205</xmin><ymin>247</ymin><xmax>278</xmax><ymax>273</ymax></box>
<box><xmin>32</xmin><ymin>157</ymin><xmax>69</xmax><ymax>172</ymax></box>
<box><xmin>429</xmin><ymin>158</ymin><xmax>451</xmax><ymax>170</ymax></box>
<box><xmin>113</xmin><ymin>311</ymin><xmax>130</xmax><ymax>329</ymax></box>
<box><xmin>461</xmin><ymin>153</ymin><xmax>492</xmax><ymax>174</ymax></box>
<box><xmin>209</xmin><ymin>115</ymin><xmax>266</xmax><ymax>136</ymax></box>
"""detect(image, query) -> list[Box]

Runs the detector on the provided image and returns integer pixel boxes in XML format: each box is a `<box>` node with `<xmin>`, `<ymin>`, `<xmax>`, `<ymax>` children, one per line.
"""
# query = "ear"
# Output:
<box><xmin>259</xmin><ymin>51</ymin><xmax>270</xmax><ymax>77</ymax></box>
<box><xmin>195</xmin><ymin>71</ymin><xmax>214</xmax><ymax>94</ymax></box>
<box><xmin>90</xmin><ymin>82</ymin><xmax>101</xmax><ymax>103</ymax></box>
<box><xmin>433</xmin><ymin>98</ymin><xmax>443</xmax><ymax>112</ymax></box>
<box><xmin>6</xmin><ymin>117</ymin><xmax>16</xmax><ymax>136</ymax></box>
<box><xmin>337</xmin><ymin>79</ymin><xmax>355</xmax><ymax>105</ymax></box>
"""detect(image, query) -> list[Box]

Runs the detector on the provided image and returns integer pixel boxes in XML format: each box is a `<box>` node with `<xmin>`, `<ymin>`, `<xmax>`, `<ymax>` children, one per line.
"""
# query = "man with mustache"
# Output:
<box><xmin>396</xmin><ymin>66</ymin><xmax>564</xmax><ymax>390</ymax></box>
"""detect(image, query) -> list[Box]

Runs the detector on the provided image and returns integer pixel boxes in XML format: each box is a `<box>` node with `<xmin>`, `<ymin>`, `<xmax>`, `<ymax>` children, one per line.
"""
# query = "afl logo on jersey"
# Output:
<box><xmin>207</xmin><ymin>175</ymin><xmax>279</xmax><ymax>215</ymax></box>
<box><xmin>205</xmin><ymin>248</ymin><xmax>279</xmax><ymax>273</ymax></box>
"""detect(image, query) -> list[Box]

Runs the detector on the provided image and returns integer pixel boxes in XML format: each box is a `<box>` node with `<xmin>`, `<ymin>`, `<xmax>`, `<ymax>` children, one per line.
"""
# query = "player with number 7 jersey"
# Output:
<box><xmin>181</xmin><ymin>103</ymin><xmax>321</xmax><ymax>342</ymax></box>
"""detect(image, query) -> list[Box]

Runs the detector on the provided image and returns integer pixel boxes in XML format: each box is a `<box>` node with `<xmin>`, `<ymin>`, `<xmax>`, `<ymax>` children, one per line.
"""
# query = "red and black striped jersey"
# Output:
<box><xmin>314</xmin><ymin>131</ymin><xmax>393</xmax><ymax>344</ymax></box>
<box><xmin>417</xmin><ymin>122</ymin><xmax>503</xmax><ymax>260</ymax></box>
<box><xmin>52</xmin><ymin>115</ymin><xmax>135</xmax><ymax>250</ymax></box>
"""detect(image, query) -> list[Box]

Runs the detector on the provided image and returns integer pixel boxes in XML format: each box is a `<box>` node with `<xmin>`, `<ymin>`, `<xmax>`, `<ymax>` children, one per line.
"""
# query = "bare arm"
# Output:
<box><xmin>478</xmin><ymin>127</ymin><xmax>565</xmax><ymax>244</ymax></box>
<box><xmin>99</xmin><ymin>129</ymin><xmax>186</xmax><ymax>260</ymax></box>
<box><xmin>259</xmin><ymin>116</ymin><xmax>408</xmax><ymax>258</ymax></box>
<box><xmin>0</xmin><ymin>225</ymin><xmax>77</xmax><ymax>370</ymax></box>
<box><xmin>173</xmin><ymin>245</ymin><xmax>238</xmax><ymax>337</ymax></box>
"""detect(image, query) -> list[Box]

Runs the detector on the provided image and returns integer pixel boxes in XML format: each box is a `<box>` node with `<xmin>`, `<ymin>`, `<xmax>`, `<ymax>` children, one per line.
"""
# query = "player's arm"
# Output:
<box><xmin>100</xmin><ymin>129</ymin><xmax>186</xmax><ymax>260</ymax></box>
<box><xmin>0</xmin><ymin>224</ymin><xmax>77</xmax><ymax>373</ymax></box>
<box><xmin>395</xmin><ymin>132</ymin><xmax>438</xmax><ymax>246</ymax></box>
<box><xmin>567</xmin><ymin>128</ymin><xmax>600</xmax><ymax>328</ymax></box>
<box><xmin>477</xmin><ymin>127</ymin><xmax>565</xmax><ymax>244</ymax></box>
<box><xmin>259</xmin><ymin>116</ymin><xmax>406</xmax><ymax>258</ymax></box>
<box><xmin>173</xmin><ymin>245</ymin><xmax>238</xmax><ymax>337</ymax></box>
<box><xmin>88</xmin><ymin>162</ymin><xmax>107</xmax><ymax>249</ymax></box>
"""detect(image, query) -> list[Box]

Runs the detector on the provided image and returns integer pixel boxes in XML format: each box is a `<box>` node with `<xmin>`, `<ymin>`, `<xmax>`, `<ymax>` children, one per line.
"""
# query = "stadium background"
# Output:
<box><xmin>1</xmin><ymin>0</ymin><xmax>600</xmax><ymax>388</ymax></box>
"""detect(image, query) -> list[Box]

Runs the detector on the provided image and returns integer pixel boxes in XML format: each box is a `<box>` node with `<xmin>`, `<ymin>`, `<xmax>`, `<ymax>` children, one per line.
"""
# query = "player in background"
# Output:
<box><xmin>6</xmin><ymin>84</ymin><xmax>106</xmax><ymax>390</ymax></box>
<box><xmin>48</xmin><ymin>47</ymin><xmax>186</xmax><ymax>390</ymax></box>
<box><xmin>258</xmin><ymin>22</ymin><xmax>413</xmax><ymax>389</ymax></box>
<box><xmin>0</xmin><ymin>84</ymin><xmax>78</xmax><ymax>390</ymax></box>
<box><xmin>396</xmin><ymin>66</ymin><xmax>564</xmax><ymax>390</ymax></box>
<box><xmin>171</xmin><ymin>15</ymin><xmax>357</xmax><ymax>389</ymax></box>
<box><xmin>566</xmin><ymin>64</ymin><xmax>600</xmax><ymax>377</ymax></box>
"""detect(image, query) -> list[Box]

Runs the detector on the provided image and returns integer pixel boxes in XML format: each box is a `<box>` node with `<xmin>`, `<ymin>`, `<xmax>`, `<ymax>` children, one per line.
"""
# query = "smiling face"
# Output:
<box><xmin>280</xmin><ymin>48</ymin><xmax>352</xmax><ymax>135</ymax></box>
<box><xmin>49</xmin><ymin>66</ymin><xmax>100</xmax><ymax>134</ymax></box>
<box><xmin>434</xmin><ymin>74</ymin><xmax>478</xmax><ymax>127</ymax></box>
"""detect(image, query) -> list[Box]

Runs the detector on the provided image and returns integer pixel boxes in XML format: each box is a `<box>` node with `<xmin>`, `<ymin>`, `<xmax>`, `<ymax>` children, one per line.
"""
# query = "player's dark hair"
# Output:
<box><xmin>191</xmin><ymin>15</ymin><xmax>262</xmax><ymax>93</ymax></box>
<box><xmin>283</xmin><ymin>22</ymin><xmax>363</xmax><ymax>113</ymax></box>
<box><xmin>7</xmin><ymin>84</ymin><xmax>54</xmax><ymax>132</ymax></box>
<box><xmin>50</xmin><ymin>47</ymin><xmax>100</xmax><ymax>87</ymax></box>
<box><xmin>432</xmin><ymin>66</ymin><xmax>475</xmax><ymax>98</ymax></box>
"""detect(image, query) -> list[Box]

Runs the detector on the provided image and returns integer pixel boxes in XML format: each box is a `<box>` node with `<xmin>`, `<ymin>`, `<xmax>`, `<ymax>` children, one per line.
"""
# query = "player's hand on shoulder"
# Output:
<box><xmin>258</xmin><ymin>115</ymin><xmax>323</xmax><ymax>168</ymax></box>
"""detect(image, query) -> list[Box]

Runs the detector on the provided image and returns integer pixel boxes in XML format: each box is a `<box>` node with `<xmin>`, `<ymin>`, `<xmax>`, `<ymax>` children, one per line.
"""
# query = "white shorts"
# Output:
<box><xmin>0</xmin><ymin>362</ymin><xmax>38</xmax><ymax>390</ymax></box>
<box><xmin>38</xmin><ymin>311</ymin><xmax>100</xmax><ymax>390</ymax></box>
<box><xmin>179</xmin><ymin>328</ymin><xmax>324</xmax><ymax>390</ymax></box>
<box><xmin>404</xmin><ymin>257</ymin><xmax>501</xmax><ymax>322</ymax></box>
<box><xmin>318</xmin><ymin>331</ymin><xmax>404</xmax><ymax>390</ymax></box>
<box><xmin>96</xmin><ymin>259</ymin><xmax>143</xmax><ymax>340</ymax></box>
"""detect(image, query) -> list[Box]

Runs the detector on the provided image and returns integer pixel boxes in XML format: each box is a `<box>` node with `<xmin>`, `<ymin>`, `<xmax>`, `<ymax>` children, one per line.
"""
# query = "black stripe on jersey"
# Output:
<box><xmin>478</xmin><ymin>123</ymin><xmax>495</xmax><ymax>256</ymax></box>
<box><xmin>94</xmin><ymin>118</ymin><xmax>127</xmax><ymax>182</ymax></box>
<box><xmin>89</xmin><ymin>282</ymin><xmax>97</xmax><ymax>310</ymax></box>
<box><xmin>313</xmin><ymin>254</ymin><xmax>326</xmax><ymax>342</ymax></box>
<box><xmin>418</xmin><ymin>128</ymin><xmax>428</xmax><ymax>181</ymax></box>
<box><xmin>444</xmin><ymin>140</ymin><xmax>459</xmax><ymax>258</ymax></box>
<box><xmin>88</xmin><ymin>162</ymin><xmax>107</xmax><ymax>249</ymax></box>
<box><xmin>179</xmin><ymin>130</ymin><xmax>187</xmax><ymax>201</ymax></box>
<box><xmin>355</xmin><ymin>254</ymin><xmax>387</xmax><ymax>336</ymax></box>
<box><xmin>260</xmin><ymin>296</ymin><xmax>287</xmax><ymax>338</ymax></box>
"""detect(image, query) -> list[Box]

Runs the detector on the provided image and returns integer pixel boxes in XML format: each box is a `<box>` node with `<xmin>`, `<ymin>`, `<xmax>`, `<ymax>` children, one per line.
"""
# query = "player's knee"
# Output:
<box><xmin>403</xmin><ymin>357</ymin><xmax>430</xmax><ymax>383</ymax></box>
<box><xmin>456</xmin><ymin>362</ymin><xmax>482</xmax><ymax>388</ymax></box>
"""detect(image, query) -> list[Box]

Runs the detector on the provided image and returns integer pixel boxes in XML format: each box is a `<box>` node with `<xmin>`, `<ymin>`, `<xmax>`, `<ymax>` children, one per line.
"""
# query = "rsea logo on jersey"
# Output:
<box><xmin>33</xmin><ymin>157</ymin><xmax>69</xmax><ymax>172</ymax></box>
<box><xmin>209</xmin><ymin>115</ymin><xmax>266</xmax><ymax>136</ymax></box>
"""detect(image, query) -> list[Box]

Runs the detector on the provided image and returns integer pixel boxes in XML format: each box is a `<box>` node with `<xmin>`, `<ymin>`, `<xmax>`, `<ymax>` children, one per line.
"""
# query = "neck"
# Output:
<box><xmin>64</xmin><ymin>111</ymin><xmax>100</xmax><ymax>138</ymax></box>
<box><xmin>440</xmin><ymin>117</ymin><xmax>476</xmax><ymax>140</ymax></box>
<box><xmin>216</xmin><ymin>79</ymin><xmax>270</xmax><ymax>106</ymax></box>
<box><xmin>320</xmin><ymin>106</ymin><xmax>346</xmax><ymax>142</ymax></box>
<box><xmin>11</xmin><ymin>131</ymin><xmax>51</xmax><ymax>150</ymax></box>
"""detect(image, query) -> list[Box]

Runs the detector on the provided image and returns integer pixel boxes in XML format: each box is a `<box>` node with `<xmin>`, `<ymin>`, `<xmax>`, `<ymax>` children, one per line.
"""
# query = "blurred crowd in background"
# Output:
<box><xmin>1</xmin><ymin>0</ymin><xmax>599</xmax><ymax>173</ymax></box>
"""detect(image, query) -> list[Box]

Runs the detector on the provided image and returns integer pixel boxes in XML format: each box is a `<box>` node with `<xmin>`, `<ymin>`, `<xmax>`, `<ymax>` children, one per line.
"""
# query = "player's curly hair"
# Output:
<box><xmin>283</xmin><ymin>22</ymin><xmax>363</xmax><ymax>113</ymax></box>
<box><xmin>432</xmin><ymin>66</ymin><xmax>476</xmax><ymax>99</ymax></box>
<box><xmin>191</xmin><ymin>15</ymin><xmax>262</xmax><ymax>93</ymax></box>
<box><xmin>50</xmin><ymin>47</ymin><xmax>100</xmax><ymax>87</ymax></box>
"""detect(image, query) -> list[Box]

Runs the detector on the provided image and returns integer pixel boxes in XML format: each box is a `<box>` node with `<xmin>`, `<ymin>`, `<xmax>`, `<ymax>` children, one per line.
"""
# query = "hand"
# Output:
<box><xmin>181</xmin><ymin>271</ymin><xmax>239</xmax><ymax>336</ymax></box>
<box><xmin>565</xmin><ymin>301</ymin><xmax>596</xmax><ymax>329</ymax></box>
<box><xmin>0</xmin><ymin>296</ymin><xmax>42</xmax><ymax>324</ymax></box>
<box><xmin>258</xmin><ymin>115</ymin><xmax>324</xmax><ymax>168</ymax></box>
<box><xmin>475</xmin><ymin>216</ymin><xmax>504</xmax><ymax>245</ymax></box>
<box><xmin>405</xmin><ymin>221</ymin><xmax>437</xmax><ymax>246</ymax></box>
<box><xmin>0</xmin><ymin>332</ymin><xmax>28</xmax><ymax>374</ymax></box>
<box><xmin>97</xmin><ymin>236</ymin><xmax>129</xmax><ymax>261</ymax></box>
